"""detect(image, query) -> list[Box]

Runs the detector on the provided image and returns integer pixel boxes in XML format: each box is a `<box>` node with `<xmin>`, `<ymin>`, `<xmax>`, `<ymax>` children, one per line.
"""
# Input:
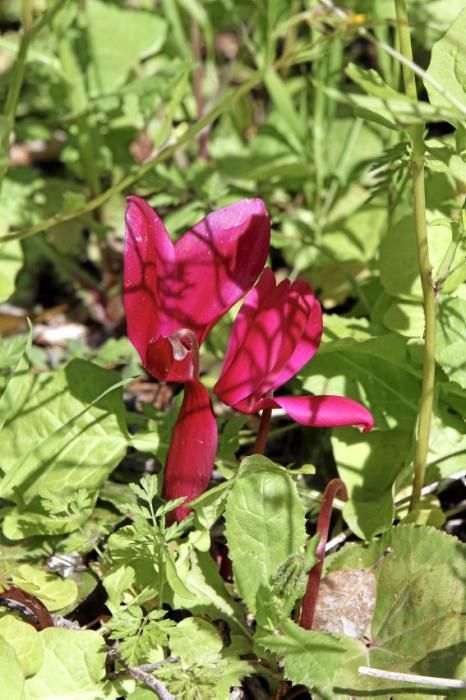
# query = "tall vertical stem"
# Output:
<box><xmin>394</xmin><ymin>0</ymin><xmax>436</xmax><ymax>513</ymax></box>
<box><xmin>191</xmin><ymin>21</ymin><xmax>208</xmax><ymax>160</ymax></box>
<box><xmin>0</xmin><ymin>0</ymin><xmax>69</xmax><ymax>193</ymax></box>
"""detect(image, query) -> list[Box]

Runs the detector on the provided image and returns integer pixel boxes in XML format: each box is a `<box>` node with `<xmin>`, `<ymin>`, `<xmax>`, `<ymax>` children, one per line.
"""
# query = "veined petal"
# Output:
<box><xmin>261</xmin><ymin>395</ymin><xmax>374</xmax><ymax>431</ymax></box>
<box><xmin>271</xmin><ymin>282</ymin><xmax>323</xmax><ymax>389</ymax></box>
<box><xmin>214</xmin><ymin>275</ymin><xmax>292</xmax><ymax>406</ymax></box>
<box><xmin>221</xmin><ymin>267</ymin><xmax>276</xmax><ymax>377</ymax></box>
<box><xmin>124</xmin><ymin>196</ymin><xmax>177</xmax><ymax>361</ymax></box>
<box><xmin>162</xmin><ymin>379</ymin><xmax>218</xmax><ymax>522</ymax></box>
<box><xmin>254</xmin><ymin>279</ymin><xmax>320</xmax><ymax>397</ymax></box>
<box><xmin>173</xmin><ymin>198</ymin><xmax>270</xmax><ymax>341</ymax></box>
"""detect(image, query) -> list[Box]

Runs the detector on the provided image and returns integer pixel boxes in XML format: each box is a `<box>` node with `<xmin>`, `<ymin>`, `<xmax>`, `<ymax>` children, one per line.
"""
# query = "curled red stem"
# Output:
<box><xmin>299</xmin><ymin>478</ymin><xmax>348</xmax><ymax>630</ymax></box>
<box><xmin>0</xmin><ymin>585</ymin><xmax>54</xmax><ymax>630</ymax></box>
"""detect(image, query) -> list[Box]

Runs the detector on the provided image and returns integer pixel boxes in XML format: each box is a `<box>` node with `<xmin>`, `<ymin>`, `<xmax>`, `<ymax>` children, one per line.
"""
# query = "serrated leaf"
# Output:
<box><xmin>0</xmin><ymin>615</ymin><xmax>43</xmax><ymax>677</ymax></box>
<box><xmin>24</xmin><ymin>628</ymin><xmax>106</xmax><ymax>699</ymax></box>
<box><xmin>224</xmin><ymin>455</ymin><xmax>306</xmax><ymax>618</ymax></box>
<box><xmin>169</xmin><ymin>617</ymin><xmax>222</xmax><ymax>665</ymax></box>
<box><xmin>327</xmin><ymin>525</ymin><xmax>466</xmax><ymax>694</ymax></box>
<box><xmin>425</xmin><ymin>8</ymin><xmax>466</xmax><ymax>116</ymax></box>
<box><xmin>256</xmin><ymin>618</ymin><xmax>362</xmax><ymax>700</ymax></box>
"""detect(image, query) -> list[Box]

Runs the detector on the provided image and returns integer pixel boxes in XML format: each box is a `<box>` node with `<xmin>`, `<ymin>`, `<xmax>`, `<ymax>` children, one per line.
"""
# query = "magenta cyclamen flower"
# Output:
<box><xmin>124</xmin><ymin>196</ymin><xmax>270</xmax><ymax>521</ymax></box>
<box><xmin>214</xmin><ymin>268</ymin><xmax>374</xmax><ymax>431</ymax></box>
<box><xmin>124</xmin><ymin>196</ymin><xmax>270</xmax><ymax>383</ymax></box>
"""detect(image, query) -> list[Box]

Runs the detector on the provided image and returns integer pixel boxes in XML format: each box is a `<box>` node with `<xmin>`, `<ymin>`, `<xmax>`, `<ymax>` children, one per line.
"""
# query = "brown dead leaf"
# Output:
<box><xmin>313</xmin><ymin>568</ymin><xmax>376</xmax><ymax>640</ymax></box>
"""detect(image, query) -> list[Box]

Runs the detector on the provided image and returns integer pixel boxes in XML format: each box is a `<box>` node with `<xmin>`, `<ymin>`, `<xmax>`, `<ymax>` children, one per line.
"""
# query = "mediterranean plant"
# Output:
<box><xmin>0</xmin><ymin>0</ymin><xmax>465</xmax><ymax>698</ymax></box>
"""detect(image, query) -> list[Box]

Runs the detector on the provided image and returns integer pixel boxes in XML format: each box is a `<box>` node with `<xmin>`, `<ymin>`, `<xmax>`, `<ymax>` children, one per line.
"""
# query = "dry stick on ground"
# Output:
<box><xmin>359</xmin><ymin>666</ymin><xmax>466</xmax><ymax>689</ymax></box>
<box><xmin>109</xmin><ymin>652</ymin><xmax>179</xmax><ymax>699</ymax></box>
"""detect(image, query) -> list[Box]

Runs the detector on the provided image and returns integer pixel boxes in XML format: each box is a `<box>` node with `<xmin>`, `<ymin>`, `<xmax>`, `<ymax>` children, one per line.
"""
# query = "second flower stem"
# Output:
<box><xmin>395</xmin><ymin>0</ymin><xmax>436</xmax><ymax>513</ymax></box>
<box><xmin>253</xmin><ymin>408</ymin><xmax>272</xmax><ymax>455</ymax></box>
<box><xmin>299</xmin><ymin>478</ymin><xmax>348</xmax><ymax>630</ymax></box>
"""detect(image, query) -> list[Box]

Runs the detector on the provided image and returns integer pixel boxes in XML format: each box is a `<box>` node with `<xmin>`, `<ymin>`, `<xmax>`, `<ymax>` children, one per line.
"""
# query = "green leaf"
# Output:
<box><xmin>86</xmin><ymin>0</ymin><xmax>167</xmax><ymax>95</ymax></box>
<box><xmin>436</xmin><ymin>296</ymin><xmax>466</xmax><ymax>389</ymax></box>
<box><xmin>0</xmin><ymin>359</ymin><xmax>128</xmax><ymax>536</ymax></box>
<box><xmin>346</xmin><ymin>62</ymin><xmax>403</xmax><ymax>100</ymax></box>
<box><xmin>379</xmin><ymin>213</ymin><xmax>453</xmax><ymax>300</ymax></box>
<box><xmin>264</xmin><ymin>68</ymin><xmax>305</xmax><ymax>148</ymax></box>
<box><xmin>425</xmin><ymin>8</ymin><xmax>466</xmax><ymax>115</ymax></box>
<box><xmin>172</xmin><ymin>545</ymin><xmax>247</xmax><ymax>633</ymax></box>
<box><xmin>169</xmin><ymin>617</ymin><xmax>222</xmax><ymax>665</ymax></box>
<box><xmin>0</xmin><ymin>240</ymin><xmax>23</xmax><ymax>302</ymax></box>
<box><xmin>383</xmin><ymin>298</ymin><xmax>424</xmax><ymax>337</ymax></box>
<box><xmin>301</xmin><ymin>335</ymin><xmax>421</xmax><ymax>431</ymax></box>
<box><xmin>426</xmin><ymin>406</ymin><xmax>466</xmax><ymax>483</ymax></box>
<box><xmin>12</xmin><ymin>564</ymin><xmax>78</xmax><ymax>612</ymax></box>
<box><xmin>0</xmin><ymin>615</ymin><xmax>43</xmax><ymax>677</ymax></box>
<box><xmin>191</xmin><ymin>480</ymin><xmax>232</xmax><ymax>529</ymax></box>
<box><xmin>24</xmin><ymin>628</ymin><xmax>107</xmax><ymax>699</ymax></box>
<box><xmin>323</xmin><ymin>85</ymin><xmax>463</xmax><ymax>129</ymax></box>
<box><xmin>256</xmin><ymin>618</ymin><xmax>361</xmax><ymax>700</ymax></box>
<box><xmin>224</xmin><ymin>455</ymin><xmax>306</xmax><ymax>618</ymax></box>
<box><xmin>103</xmin><ymin>565</ymin><xmax>135</xmax><ymax>611</ymax></box>
<box><xmin>328</xmin><ymin>525</ymin><xmax>466</xmax><ymax>695</ymax></box>
<box><xmin>165</xmin><ymin>550</ymin><xmax>197</xmax><ymax>600</ymax></box>
<box><xmin>0</xmin><ymin>636</ymin><xmax>24</xmax><ymax>700</ymax></box>
<box><xmin>0</xmin><ymin>333</ymin><xmax>29</xmax><ymax>373</ymax></box>
<box><xmin>333</xmin><ymin>428</ymin><xmax>414</xmax><ymax>539</ymax></box>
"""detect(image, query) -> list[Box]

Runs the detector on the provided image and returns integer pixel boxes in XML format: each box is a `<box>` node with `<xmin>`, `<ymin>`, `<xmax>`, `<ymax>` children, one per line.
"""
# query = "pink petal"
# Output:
<box><xmin>254</xmin><ymin>279</ymin><xmax>321</xmax><ymax>396</ymax></box>
<box><xmin>123</xmin><ymin>196</ymin><xmax>177</xmax><ymax>361</ymax></box>
<box><xmin>173</xmin><ymin>198</ymin><xmax>270</xmax><ymax>341</ymax></box>
<box><xmin>271</xmin><ymin>281</ymin><xmax>323</xmax><ymax>389</ymax></box>
<box><xmin>214</xmin><ymin>274</ymin><xmax>293</xmax><ymax>406</ymax></box>
<box><xmin>162</xmin><ymin>379</ymin><xmax>218</xmax><ymax>522</ymax></box>
<box><xmin>261</xmin><ymin>395</ymin><xmax>374</xmax><ymax>431</ymax></box>
<box><xmin>220</xmin><ymin>267</ymin><xmax>276</xmax><ymax>377</ymax></box>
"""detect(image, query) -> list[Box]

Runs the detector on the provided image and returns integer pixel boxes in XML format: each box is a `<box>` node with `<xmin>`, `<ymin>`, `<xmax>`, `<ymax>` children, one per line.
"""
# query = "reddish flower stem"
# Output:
<box><xmin>252</xmin><ymin>407</ymin><xmax>272</xmax><ymax>455</ymax></box>
<box><xmin>0</xmin><ymin>585</ymin><xmax>54</xmax><ymax>630</ymax></box>
<box><xmin>299</xmin><ymin>478</ymin><xmax>348</xmax><ymax>630</ymax></box>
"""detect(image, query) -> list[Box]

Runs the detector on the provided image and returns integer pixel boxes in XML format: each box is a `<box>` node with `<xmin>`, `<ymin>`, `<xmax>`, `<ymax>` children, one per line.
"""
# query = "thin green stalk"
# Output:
<box><xmin>0</xmin><ymin>0</ymin><xmax>69</xmax><ymax>192</ymax></box>
<box><xmin>312</xmin><ymin>53</ymin><xmax>326</xmax><ymax>232</ymax></box>
<box><xmin>395</xmin><ymin>0</ymin><xmax>436</xmax><ymax>513</ymax></box>
<box><xmin>1</xmin><ymin>66</ymin><xmax>265</xmax><ymax>243</ymax></box>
